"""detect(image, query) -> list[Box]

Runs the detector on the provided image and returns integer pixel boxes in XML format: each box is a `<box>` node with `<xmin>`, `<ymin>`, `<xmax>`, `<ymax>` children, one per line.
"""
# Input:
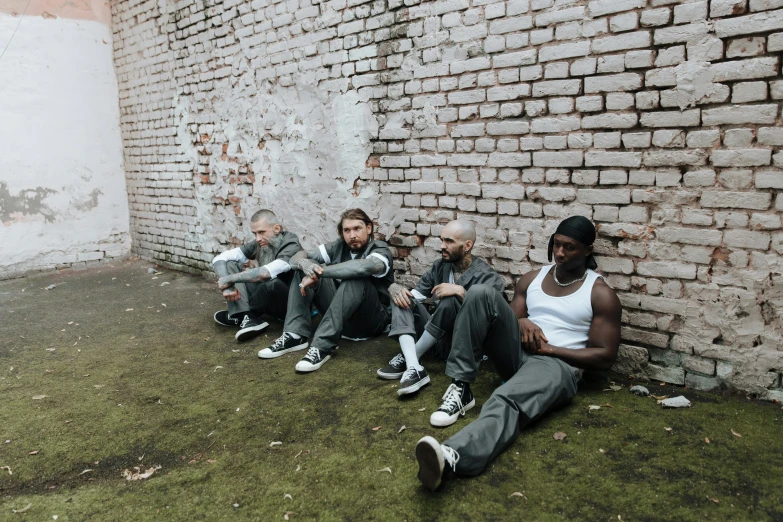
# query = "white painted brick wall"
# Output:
<box><xmin>111</xmin><ymin>0</ymin><xmax>783</xmax><ymax>398</ymax></box>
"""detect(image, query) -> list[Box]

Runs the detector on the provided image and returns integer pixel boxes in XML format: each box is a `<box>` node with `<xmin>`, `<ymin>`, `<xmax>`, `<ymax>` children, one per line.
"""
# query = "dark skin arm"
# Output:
<box><xmin>509</xmin><ymin>271</ymin><xmax>622</xmax><ymax>371</ymax></box>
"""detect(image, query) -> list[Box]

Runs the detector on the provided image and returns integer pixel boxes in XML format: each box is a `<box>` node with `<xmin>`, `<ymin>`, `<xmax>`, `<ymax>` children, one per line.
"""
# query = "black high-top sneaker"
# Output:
<box><xmin>235</xmin><ymin>314</ymin><xmax>269</xmax><ymax>342</ymax></box>
<box><xmin>429</xmin><ymin>381</ymin><xmax>475</xmax><ymax>427</ymax></box>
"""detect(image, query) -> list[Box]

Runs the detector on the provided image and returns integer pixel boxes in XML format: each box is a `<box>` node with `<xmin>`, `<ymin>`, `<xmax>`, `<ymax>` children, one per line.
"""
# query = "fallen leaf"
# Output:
<box><xmin>608</xmin><ymin>385</ymin><xmax>623</xmax><ymax>391</ymax></box>
<box><xmin>376</xmin><ymin>467</ymin><xmax>392</xmax><ymax>473</ymax></box>
<box><xmin>129</xmin><ymin>336</ymin><xmax>136</xmax><ymax>340</ymax></box>
<box><xmin>284</xmin><ymin>512</ymin><xmax>295</xmax><ymax>521</ymax></box>
<box><xmin>651</xmin><ymin>394</ymin><xmax>669</xmax><ymax>401</ymax></box>
<box><xmin>294</xmin><ymin>451</ymin><xmax>303</xmax><ymax>459</ymax></box>
<box><xmin>665</xmin><ymin>427</ymin><xmax>673</xmax><ymax>432</ymax></box>
<box><xmin>11</xmin><ymin>503</ymin><xmax>32</xmax><ymax>513</ymax></box>
<box><xmin>588</xmin><ymin>405</ymin><xmax>601</xmax><ymax>411</ymax></box>
<box><xmin>94</xmin><ymin>385</ymin><xmax>105</xmax><ymax>389</ymax></box>
<box><xmin>32</xmin><ymin>395</ymin><xmax>48</xmax><ymax>400</ymax></box>
<box><xmin>295</xmin><ymin>464</ymin><xmax>300</xmax><ymax>471</ymax></box>
<box><xmin>418</xmin><ymin>407</ymin><xmax>426</xmax><ymax>411</ymax></box>
<box><xmin>553</xmin><ymin>432</ymin><xmax>567</xmax><ymax>441</ymax></box>
<box><xmin>68</xmin><ymin>322</ymin><xmax>74</xmax><ymax>325</ymax></box>
<box><xmin>284</xmin><ymin>493</ymin><xmax>293</xmax><ymax>500</ymax></box>
<box><xmin>214</xmin><ymin>366</ymin><xmax>224</xmax><ymax>372</ymax></box>
<box><xmin>160</xmin><ymin>282</ymin><xmax>170</xmax><ymax>286</ymax></box>
<box><xmin>601</xmin><ymin>403</ymin><xmax>614</xmax><ymax>408</ymax></box>
<box><xmin>705</xmin><ymin>438</ymin><xmax>710</xmax><ymax>444</ymax></box>
<box><xmin>122</xmin><ymin>465</ymin><xmax>161</xmax><ymax>481</ymax></box>
<box><xmin>207</xmin><ymin>459</ymin><xmax>217</xmax><ymax>464</ymax></box>
<box><xmin>731</xmin><ymin>429</ymin><xmax>742</xmax><ymax>438</ymax></box>
<box><xmin>161</xmin><ymin>303</ymin><xmax>167</xmax><ymax>307</ymax></box>
<box><xmin>509</xmin><ymin>492</ymin><xmax>527</xmax><ymax>500</ymax></box>
<box><xmin>29</xmin><ymin>451</ymin><xmax>39</xmax><ymax>455</ymax></box>
<box><xmin>372</xmin><ymin>426</ymin><xmax>382</xmax><ymax>431</ymax></box>
<box><xmin>46</xmin><ymin>348</ymin><xmax>56</xmax><ymax>352</ymax></box>
<box><xmin>1</xmin><ymin>466</ymin><xmax>11</xmax><ymax>475</ymax></box>
<box><xmin>269</xmin><ymin>441</ymin><xmax>282</xmax><ymax>447</ymax></box>
<box><xmin>708</xmin><ymin>497</ymin><xmax>719</xmax><ymax>504</ymax></box>
<box><xmin>78</xmin><ymin>469</ymin><xmax>93</xmax><ymax>476</ymax></box>
<box><xmin>398</xmin><ymin>425</ymin><xmax>406</xmax><ymax>434</ymax></box>
<box><xmin>125</xmin><ymin>308</ymin><xmax>134</xmax><ymax>312</ymax></box>
<box><xmin>599</xmin><ymin>449</ymin><xmax>606</xmax><ymax>453</ymax></box>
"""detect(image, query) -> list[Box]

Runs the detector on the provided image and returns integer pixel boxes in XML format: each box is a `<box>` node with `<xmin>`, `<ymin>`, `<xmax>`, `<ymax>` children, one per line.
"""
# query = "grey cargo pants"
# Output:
<box><xmin>283</xmin><ymin>271</ymin><xmax>390</xmax><ymax>354</ymax></box>
<box><xmin>442</xmin><ymin>285</ymin><xmax>580</xmax><ymax>476</ymax></box>
<box><xmin>226</xmin><ymin>261</ymin><xmax>289</xmax><ymax>321</ymax></box>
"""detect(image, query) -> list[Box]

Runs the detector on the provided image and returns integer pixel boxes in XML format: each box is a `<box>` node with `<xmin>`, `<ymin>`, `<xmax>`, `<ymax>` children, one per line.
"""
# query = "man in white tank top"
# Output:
<box><xmin>414</xmin><ymin>216</ymin><xmax>622</xmax><ymax>491</ymax></box>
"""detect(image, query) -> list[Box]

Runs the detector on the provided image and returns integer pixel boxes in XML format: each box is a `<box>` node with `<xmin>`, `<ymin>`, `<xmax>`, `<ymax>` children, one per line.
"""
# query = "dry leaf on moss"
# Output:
<box><xmin>32</xmin><ymin>395</ymin><xmax>48</xmax><ymax>400</ymax></box>
<box><xmin>372</xmin><ymin>426</ymin><xmax>382</xmax><ymax>431</ymax></box>
<box><xmin>731</xmin><ymin>429</ymin><xmax>742</xmax><ymax>438</ymax></box>
<box><xmin>1</xmin><ymin>466</ymin><xmax>11</xmax><ymax>475</ymax></box>
<box><xmin>376</xmin><ymin>467</ymin><xmax>392</xmax><ymax>473</ymax></box>
<box><xmin>553</xmin><ymin>432</ymin><xmax>567</xmax><ymax>441</ymax></box>
<box><xmin>11</xmin><ymin>503</ymin><xmax>32</xmax><ymax>513</ymax></box>
<box><xmin>122</xmin><ymin>465</ymin><xmax>161</xmax><ymax>481</ymax></box>
<box><xmin>398</xmin><ymin>425</ymin><xmax>406</xmax><ymax>434</ymax></box>
<box><xmin>269</xmin><ymin>441</ymin><xmax>282</xmax><ymax>447</ymax></box>
<box><xmin>509</xmin><ymin>492</ymin><xmax>527</xmax><ymax>500</ymax></box>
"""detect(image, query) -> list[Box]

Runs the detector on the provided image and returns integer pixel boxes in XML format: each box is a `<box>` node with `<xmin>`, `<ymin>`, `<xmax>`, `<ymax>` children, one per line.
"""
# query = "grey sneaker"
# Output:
<box><xmin>377</xmin><ymin>353</ymin><xmax>406</xmax><ymax>379</ymax></box>
<box><xmin>398</xmin><ymin>367</ymin><xmax>430</xmax><ymax>396</ymax></box>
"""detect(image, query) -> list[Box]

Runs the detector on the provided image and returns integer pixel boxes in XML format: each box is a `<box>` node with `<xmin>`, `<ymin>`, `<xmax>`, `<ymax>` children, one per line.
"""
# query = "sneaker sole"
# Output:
<box><xmin>416</xmin><ymin>436</ymin><xmax>444</xmax><ymax>491</ymax></box>
<box><xmin>295</xmin><ymin>354</ymin><xmax>331</xmax><ymax>372</ymax></box>
<box><xmin>258</xmin><ymin>342</ymin><xmax>309</xmax><ymax>359</ymax></box>
<box><xmin>397</xmin><ymin>374</ymin><xmax>431</xmax><ymax>396</ymax></box>
<box><xmin>213</xmin><ymin>311</ymin><xmax>240</xmax><ymax>327</ymax></box>
<box><xmin>429</xmin><ymin>398</ymin><xmax>476</xmax><ymax>427</ymax></box>
<box><xmin>376</xmin><ymin>369</ymin><xmax>405</xmax><ymax>380</ymax></box>
<box><xmin>235</xmin><ymin>322</ymin><xmax>269</xmax><ymax>342</ymax></box>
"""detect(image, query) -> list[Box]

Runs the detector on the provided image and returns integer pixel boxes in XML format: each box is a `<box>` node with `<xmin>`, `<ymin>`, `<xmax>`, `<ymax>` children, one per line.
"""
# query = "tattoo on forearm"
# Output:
<box><xmin>321</xmin><ymin>258</ymin><xmax>385</xmax><ymax>279</ymax></box>
<box><xmin>224</xmin><ymin>267</ymin><xmax>271</xmax><ymax>284</ymax></box>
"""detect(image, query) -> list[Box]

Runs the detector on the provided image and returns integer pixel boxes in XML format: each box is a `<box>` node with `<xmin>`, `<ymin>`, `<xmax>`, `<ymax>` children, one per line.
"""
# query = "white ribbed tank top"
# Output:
<box><xmin>526</xmin><ymin>265</ymin><xmax>602</xmax><ymax>351</ymax></box>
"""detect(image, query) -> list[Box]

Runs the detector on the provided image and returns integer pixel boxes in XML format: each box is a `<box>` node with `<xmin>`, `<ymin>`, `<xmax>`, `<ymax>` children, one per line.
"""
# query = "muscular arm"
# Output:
<box><xmin>289</xmin><ymin>249</ymin><xmax>323</xmax><ymax>277</ymax></box>
<box><xmin>537</xmin><ymin>280</ymin><xmax>622</xmax><ymax>371</ymax></box>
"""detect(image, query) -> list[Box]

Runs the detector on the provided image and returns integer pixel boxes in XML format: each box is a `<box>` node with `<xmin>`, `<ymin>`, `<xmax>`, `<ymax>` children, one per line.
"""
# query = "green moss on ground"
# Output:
<box><xmin>1</xmin><ymin>260</ymin><xmax>781</xmax><ymax>521</ymax></box>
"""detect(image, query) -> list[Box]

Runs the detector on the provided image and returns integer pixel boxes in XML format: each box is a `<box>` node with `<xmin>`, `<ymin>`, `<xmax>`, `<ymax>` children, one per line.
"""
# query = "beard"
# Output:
<box><xmin>256</xmin><ymin>234</ymin><xmax>284</xmax><ymax>265</ymax></box>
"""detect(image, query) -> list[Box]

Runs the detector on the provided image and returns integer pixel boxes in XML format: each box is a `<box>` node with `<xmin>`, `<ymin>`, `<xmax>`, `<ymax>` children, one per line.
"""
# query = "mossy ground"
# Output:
<box><xmin>1</xmin><ymin>260</ymin><xmax>781</xmax><ymax>521</ymax></box>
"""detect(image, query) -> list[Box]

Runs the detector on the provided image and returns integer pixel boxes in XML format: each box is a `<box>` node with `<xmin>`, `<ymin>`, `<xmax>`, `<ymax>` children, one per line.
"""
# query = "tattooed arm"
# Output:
<box><xmin>288</xmin><ymin>249</ymin><xmax>323</xmax><ymax>277</ymax></box>
<box><xmin>218</xmin><ymin>266</ymin><xmax>272</xmax><ymax>289</ymax></box>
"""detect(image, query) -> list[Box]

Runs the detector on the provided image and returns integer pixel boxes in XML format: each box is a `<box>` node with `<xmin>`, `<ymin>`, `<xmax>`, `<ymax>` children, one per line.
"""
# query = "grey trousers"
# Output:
<box><xmin>388</xmin><ymin>296</ymin><xmax>462</xmax><ymax>359</ymax></box>
<box><xmin>226</xmin><ymin>261</ymin><xmax>289</xmax><ymax>320</ymax></box>
<box><xmin>284</xmin><ymin>271</ymin><xmax>390</xmax><ymax>354</ymax></box>
<box><xmin>442</xmin><ymin>285</ymin><xmax>580</xmax><ymax>477</ymax></box>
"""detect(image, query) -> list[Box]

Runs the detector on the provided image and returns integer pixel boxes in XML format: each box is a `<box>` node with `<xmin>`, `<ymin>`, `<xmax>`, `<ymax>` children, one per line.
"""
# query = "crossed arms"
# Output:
<box><xmin>509</xmin><ymin>270</ymin><xmax>622</xmax><ymax>371</ymax></box>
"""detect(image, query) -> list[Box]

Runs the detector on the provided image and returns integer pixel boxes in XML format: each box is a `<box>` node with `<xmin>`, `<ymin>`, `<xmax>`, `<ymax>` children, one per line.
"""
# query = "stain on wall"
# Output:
<box><xmin>0</xmin><ymin>181</ymin><xmax>57</xmax><ymax>223</ymax></box>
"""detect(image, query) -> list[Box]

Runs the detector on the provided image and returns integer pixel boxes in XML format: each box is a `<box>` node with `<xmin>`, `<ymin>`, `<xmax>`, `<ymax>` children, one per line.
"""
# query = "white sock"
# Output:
<box><xmin>415</xmin><ymin>331</ymin><xmax>437</xmax><ymax>359</ymax></box>
<box><xmin>286</xmin><ymin>331</ymin><xmax>301</xmax><ymax>340</ymax></box>
<box><xmin>399</xmin><ymin>335</ymin><xmax>423</xmax><ymax>371</ymax></box>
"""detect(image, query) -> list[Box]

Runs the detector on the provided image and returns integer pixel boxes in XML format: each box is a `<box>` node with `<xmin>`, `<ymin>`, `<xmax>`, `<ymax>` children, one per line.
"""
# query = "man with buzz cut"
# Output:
<box><xmin>213</xmin><ymin>210</ymin><xmax>303</xmax><ymax>342</ymax></box>
<box><xmin>378</xmin><ymin>219</ymin><xmax>505</xmax><ymax>397</ymax></box>
<box><xmin>258</xmin><ymin>208</ymin><xmax>394</xmax><ymax>372</ymax></box>
<box><xmin>414</xmin><ymin>216</ymin><xmax>622</xmax><ymax>491</ymax></box>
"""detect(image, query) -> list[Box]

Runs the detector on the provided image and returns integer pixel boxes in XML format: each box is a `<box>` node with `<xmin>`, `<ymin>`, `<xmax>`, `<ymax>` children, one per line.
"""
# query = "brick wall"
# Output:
<box><xmin>110</xmin><ymin>0</ymin><xmax>783</xmax><ymax>399</ymax></box>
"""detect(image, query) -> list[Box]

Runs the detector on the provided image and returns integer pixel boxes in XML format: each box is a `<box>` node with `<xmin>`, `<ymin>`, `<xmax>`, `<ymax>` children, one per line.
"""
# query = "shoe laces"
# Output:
<box><xmin>303</xmin><ymin>346</ymin><xmax>321</xmax><ymax>362</ymax></box>
<box><xmin>401</xmin><ymin>367</ymin><xmax>420</xmax><ymax>381</ymax></box>
<box><xmin>240</xmin><ymin>315</ymin><xmax>252</xmax><ymax>328</ymax></box>
<box><xmin>390</xmin><ymin>353</ymin><xmax>405</xmax><ymax>368</ymax></box>
<box><xmin>442</xmin><ymin>445</ymin><xmax>459</xmax><ymax>472</ymax></box>
<box><xmin>440</xmin><ymin>383</ymin><xmax>468</xmax><ymax>416</ymax></box>
<box><xmin>272</xmin><ymin>332</ymin><xmax>293</xmax><ymax>350</ymax></box>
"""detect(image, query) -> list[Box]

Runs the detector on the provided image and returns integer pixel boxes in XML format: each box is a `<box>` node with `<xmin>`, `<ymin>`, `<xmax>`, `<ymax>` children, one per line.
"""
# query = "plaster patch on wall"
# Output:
<box><xmin>188</xmin><ymin>79</ymin><xmax>398</xmax><ymax>253</ymax></box>
<box><xmin>673</xmin><ymin>61</ymin><xmax>721</xmax><ymax>109</ymax></box>
<box><xmin>0</xmin><ymin>181</ymin><xmax>57</xmax><ymax>223</ymax></box>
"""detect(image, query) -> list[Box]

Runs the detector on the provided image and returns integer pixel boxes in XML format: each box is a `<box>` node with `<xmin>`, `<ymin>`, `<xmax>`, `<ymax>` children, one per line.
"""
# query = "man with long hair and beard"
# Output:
<box><xmin>259</xmin><ymin>208</ymin><xmax>394</xmax><ymax>373</ymax></box>
<box><xmin>213</xmin><ymin>209</ymin><xmax>303</xmax><ymax>342</ymax></box>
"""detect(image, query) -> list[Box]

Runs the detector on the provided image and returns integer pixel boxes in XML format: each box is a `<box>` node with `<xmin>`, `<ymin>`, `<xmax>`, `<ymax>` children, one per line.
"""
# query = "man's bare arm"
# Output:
<box><xmin>537</xmin><ymin>281</ymin><xmax>622</xmax><ymax>370</ymax></box>
<box><xmin>218</xmin><ymin>266</ymin><xmax>272</xmax><ymax>289</ymax></box>
<box><xmin>319</xmin><ymin>257</ymin><xmax>386</xmax><ymax>279</ymax></box>
<box><xmin>510</xmin><ymin>269</ymin><xmax>550</xmax><ymax>352</ymax></box>
<box><xmin>289</xmin><ymin>249</ymin><xmax>322</xmax><ymax>277</ymax></box>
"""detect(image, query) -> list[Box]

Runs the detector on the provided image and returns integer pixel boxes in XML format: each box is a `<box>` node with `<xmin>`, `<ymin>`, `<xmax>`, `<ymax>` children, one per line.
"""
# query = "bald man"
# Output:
<box><xmin>378</xmin><ymin>220</ymin><xmax>505</xmax><ymax>396</ymax></box>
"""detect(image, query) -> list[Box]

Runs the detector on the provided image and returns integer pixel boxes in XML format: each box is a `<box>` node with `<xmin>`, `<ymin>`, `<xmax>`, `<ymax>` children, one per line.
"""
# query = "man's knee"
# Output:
<box><xmin>464</xmin><ymin>284</ymin><xmax>497</xmax><ymax>303</ymax></box>
<box><xmin>438</xmin><ymin>295</ymin><xmax>461</xmax><ymax>311</ymax></box>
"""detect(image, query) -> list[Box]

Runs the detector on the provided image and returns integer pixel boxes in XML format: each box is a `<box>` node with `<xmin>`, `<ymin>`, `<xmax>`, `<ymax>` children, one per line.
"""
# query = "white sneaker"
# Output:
<box><xmin>429</xmin><ymin>383</ymin><xmax>475</xmax><ymax>427</ymax></box>
<box><xmin>295</xmin><ymin>346</ymin><xmax>332</xmax><ymax>372</ymax></box>
<box><xmin>415</xmin><ymin>436</ymin><xmax>460</xmax><ymax>491</ymax></box>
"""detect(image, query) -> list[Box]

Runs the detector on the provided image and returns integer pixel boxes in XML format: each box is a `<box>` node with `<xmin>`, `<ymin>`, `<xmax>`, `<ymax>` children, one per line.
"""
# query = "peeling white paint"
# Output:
<box><xmin>185</xmin><ymin>78</ymin><xmax>403</xmax><ymax>253</ymax></box>
<box><xmin>672</xmin><ymin>61</ymin><xmax>720</xmax><ymax>109</ymax></box>
<box><xmin>0</xmin><ymin>13</ymin><xmax>129</xmax><ymax>277</ymax></box>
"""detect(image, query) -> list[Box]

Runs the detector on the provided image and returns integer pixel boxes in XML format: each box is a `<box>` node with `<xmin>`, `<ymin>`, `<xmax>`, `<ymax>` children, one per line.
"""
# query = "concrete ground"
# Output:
<box><xmin>1</xmin><ymin>259</ymin><xmax>782</xmax><ymax>521</ymax></box>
